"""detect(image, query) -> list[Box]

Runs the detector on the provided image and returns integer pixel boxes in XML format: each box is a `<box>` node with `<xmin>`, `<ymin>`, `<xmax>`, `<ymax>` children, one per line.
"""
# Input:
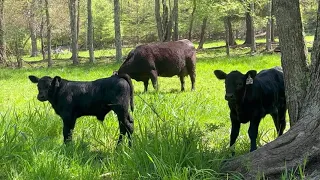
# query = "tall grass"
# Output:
<box><xmin>0</xmin><ymin>49</ymin><xmax>289</xmax><ymax>179</ymax></box>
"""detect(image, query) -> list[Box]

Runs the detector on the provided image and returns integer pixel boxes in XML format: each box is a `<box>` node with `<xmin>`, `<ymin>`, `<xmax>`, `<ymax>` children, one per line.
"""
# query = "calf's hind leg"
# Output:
<box><xmin>114</xmin><ymin>107</ymin><xmax>134</xmax><ymax>147</ymax></box>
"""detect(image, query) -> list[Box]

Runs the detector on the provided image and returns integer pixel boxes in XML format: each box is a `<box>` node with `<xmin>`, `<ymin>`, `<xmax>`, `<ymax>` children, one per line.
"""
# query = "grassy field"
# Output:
<box><xmin>0</xmin><ymin>44</ymin><xmax>292</xmax><ymax>179</ymax></box>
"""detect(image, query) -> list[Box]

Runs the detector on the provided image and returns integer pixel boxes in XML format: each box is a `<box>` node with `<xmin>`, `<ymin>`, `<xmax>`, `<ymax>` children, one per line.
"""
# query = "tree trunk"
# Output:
<box><xmin>172</xmin><ymin>0</ymin><xmax>178</xmax><ymax>41</ymax></box>
<box><xmin>0</xmin><ymin>0</ymin><xmax>6</xmax><ymax>65</ymax></box>
<box><xmin>275</xmin><ymin>0</ymin><xmax>308</xmax><ymax>126</ymax></box>
<box><xmin>271</xmin><ymin>0</ymin><xmax>275</xmax><ymax>42</ymax></box>
<box><xmin>29</xmin><ymin>0</ymin><xmax>38</xmax><ymax>57</ymax></box>
<box><xmin>250</xmin><ymin>2</ymin><xmax>256</xmax><ymax>53</ymax></box>
<box><xmin>45</xmin><ymin>0</ymin><xmax>52</xmax><ymax>67</ymax></box>
<box><xmin>266</xmin><ymin>0</ymin><xmax>272</xmax><ymax>51</ymax></box>
<box><xmin>226</xmin><ymin>16</ymin><xmax>236</xmax><ymax>46</ymax></box>
<box><xmin>188</xmin><ymin>0</ymin><xmax>196</xmax><ymax>40</ymax></box>
<box><xmin>243</xmin><ymin>5</ymin><xmax>253</xmax><ymax>45</ymax></box>
<box><xmin>114</xmin><ymin>0</ymin><xmax>122</xmax><ymax>62</ymax></box>
<box><xmin>224</xmin><ymin>18</ymin><xmax>230</xmax><ymax>56</ymax></box>
<box><xmin>162</xmin><ymin>0</ymin><xmax>169</xmax><ymax>41</ymax></box>
<box><xmin>87</xmin><ymin>0</ymin><xmax>95</xmax><ymax>63</ymax></box>
<box><xmin>77</xmin><ymin>0</ymin><xmax>80</xmax><ymax>42</ymax></box>
<box><xmin>155</xmin><ymin>0</ymin><xmax>163</xmax><ymax>41</ymax></box>
<box><xmin>221</xmin><ymin>1</ymin><xmax>320</xmax><ymax>179</ymax></box>
<box><xmin>39</xmin><ymin>0</ymin><xmax>45</xmax><ymax>62</ymax></box>
<box><xmin>165</xmin><ymin>10</ymin><xmax>173</xmax><ymax>42</ymax></box>
<box><xmin>197</xmin><ymin>16</ymin><xmax>207</xmax><ymax>50</ymax></box>
<box><xmin>68</xmin><ymin>0</ymin><xmax>79</xmax><ymax>64</ymax></box>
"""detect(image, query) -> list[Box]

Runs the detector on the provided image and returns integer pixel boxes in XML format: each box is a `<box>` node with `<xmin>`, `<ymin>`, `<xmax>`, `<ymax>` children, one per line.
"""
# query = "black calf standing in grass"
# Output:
<box><xmin>214</xmin><ymin>67</ymin><xmax>286</xmax><ymax>155</ymax></box>
<box><xmin>29</xmin><ymin>74</ymin><xmax>134</xmax><ymax>147</ymax></box>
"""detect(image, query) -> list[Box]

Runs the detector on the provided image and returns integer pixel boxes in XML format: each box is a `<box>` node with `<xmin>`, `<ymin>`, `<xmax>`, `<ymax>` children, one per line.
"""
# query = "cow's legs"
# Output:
<box><xmin>62</xmin><ymin>116</ymin><xmax>76</xmax><ymax>143</ymax></box>
<box><xmin>248</xmin><ymin>120</ymin><xmax>260</xmax><ymax>152</ymax></box>
<box><xmin>186</xmin><ymin>59</ymin><xmax>196</xmax><ymax>91</ymax></box>
<box><xmin>150</xmin><ymin>70</ymin><xmax>158</xmax><ymax>91</ymax></box>
<box><xmin>277</xmin><ymin>106</ymin><xmax>286</xmax><ymax>136</ymax></box>
<box><xmin>179</xmin><ymin>75</ymin><xmax>185</xmax><ymax>91</ymax></box>
<box><xmin>114</xmin><ymin>107</ymin><xmax>134</xmax><ymax>147</ymax></box>
<box><xmin>143</xmin><ymin>79</ymin><xmax>149</xmax><ymax>92</ymax></box>
<box><xmin>230</xmin><ymin>120</ymin><xmax>240</xmax><ymax>156</ymax></box>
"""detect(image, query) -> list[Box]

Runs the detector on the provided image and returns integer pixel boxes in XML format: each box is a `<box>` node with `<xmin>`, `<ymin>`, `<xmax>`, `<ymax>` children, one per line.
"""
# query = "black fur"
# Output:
<box><xmin>214</xmin><ymin>67</ymin><xmax>286</xmax><ymax>154</ymax></box>
<box><xmin>29</xmin><ymin>74</ymin><xmax>134</xmax><ymax>146</ymax></box>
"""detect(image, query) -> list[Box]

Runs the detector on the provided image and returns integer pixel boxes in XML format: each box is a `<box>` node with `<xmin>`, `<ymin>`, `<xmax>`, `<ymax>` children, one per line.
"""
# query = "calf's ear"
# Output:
<box><xmin>29</xmin><ymin>75</ymin><xmax>39</xmax><ymax>83</ymax></box>
<box><xmin>246</xmin><ymin>70</ymin><xmax>257</xmax><ymax>79</ymax></box>
<box><xmin>214</xmin><ymin>70</ymin><xmax>227</xmax><ymax>80</ymax></box>
<box><xmin>52</xmin><ymin>76</ymin><xmax>61</xmax><ymax>87</ymax></box>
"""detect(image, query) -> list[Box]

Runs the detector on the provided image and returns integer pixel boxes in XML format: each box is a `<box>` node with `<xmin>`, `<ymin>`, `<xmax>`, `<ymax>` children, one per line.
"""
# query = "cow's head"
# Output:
<box><xmin>29</xmin><ymin>75</ymin><xmax>61</xmax><ymax>102</ymax></box>
<box><xmin>214</xmin><ymin>70</ymin><xmax>257</xmax><ymax>102</ymax></box>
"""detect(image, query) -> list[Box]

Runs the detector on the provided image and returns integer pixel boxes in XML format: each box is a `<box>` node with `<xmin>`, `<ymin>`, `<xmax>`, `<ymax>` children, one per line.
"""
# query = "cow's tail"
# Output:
<box><xmin>118</xmin><ymin>73</ymin><xmax>134</xmax><ymax>112</ymax></box>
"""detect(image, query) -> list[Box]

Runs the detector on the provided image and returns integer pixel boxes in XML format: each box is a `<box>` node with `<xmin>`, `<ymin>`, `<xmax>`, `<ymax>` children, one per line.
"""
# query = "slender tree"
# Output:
<box><xmin>29</xmin><ymin>0</ymin><xmax>38</xmax><ymax>57</ymax></box>
<box><xmin>87</xmin><ymin>0</ymin><xmax>95</xmax><ymax>63</ymax></box>
<box><xmin>0</xmin><ymin>0</ymin><xmax>6</xmax><ymax>65</ymax></box>
<box><xmin>188</xmin><ymin>0</ymin><xmax>196</xmax><ymax>40</ymax></box>
<box><xmin>243</xmin><ymin>2</ymin><xmax>253</xmax><ymax>45</ymax></box>
<box><xmin>250</xmin><ymin>2</ymin><xmax>256</xmax><ymax>53</ymax></box>
<box><xmin>172</xmin><ymin>0</ymin><xmax>178</xmax><ymax>41</ymax></box>
<box><xmin>45</xmin><ymin>0</ymin><xmax>52</xmax><ymax>67</ymax></box>
<box><xmin>266</xmin><ymin>0</ymin><xmax>272</xmax><ymax>51</ymax></box>
<box><xmin>222</xmin><ymin>0</ymin><xmax>320</xmax><ymax>179</ymax></box>
<box><xmin>155</xmin><ymin>0</ymin><xmax>163</xmax><ymax>41</ymax></box>
<box><xmin>114</xmin><ymin>0</ymin><xmax>122</xmax><ymax>62</ymax></box>
<box><xmin>197</xmin><ymin>16</ymin><xmax>207</xmax><ymax>49</ymax></box>
<box><xmin>68</xmin><ymin>0</ymin><xmax>79</xmax><ymax>64</ymax></box>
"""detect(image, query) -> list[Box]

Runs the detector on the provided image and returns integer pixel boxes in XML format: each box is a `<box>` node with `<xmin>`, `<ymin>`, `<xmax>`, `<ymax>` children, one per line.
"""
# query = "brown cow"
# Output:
<box><xmin>118</xmin><ymin>39</ymin><xmax>196</xmax><ymax>92</ymax></box>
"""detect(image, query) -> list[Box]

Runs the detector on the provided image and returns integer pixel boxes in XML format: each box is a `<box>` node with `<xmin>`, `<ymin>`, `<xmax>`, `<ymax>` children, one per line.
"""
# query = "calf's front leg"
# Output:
<box><xmin>62</xmin><ymin>116</ymin><xmax>76</xmax><ymax>143</ymax></box>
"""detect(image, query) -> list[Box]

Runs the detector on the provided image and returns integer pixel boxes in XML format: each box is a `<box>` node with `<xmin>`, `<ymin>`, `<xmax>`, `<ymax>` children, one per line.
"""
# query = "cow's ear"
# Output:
<box><xmin>52</xmin><ymin>76</ymin><xmax>61</xmax><ymax>87</ymax></box>
<box><xmin>214</xmin><ymin>70</ymin><xmax>227</xmax><ymax>80</ymax></box>
<box><xmin>29</xmin><ymin>75</ymin><xmax>39</xmax><ymax>83</ymax></box>
<box><xmin>246</xmin><ymin>70</ymin><xmax>257</xmax><ymax>79</ymax></box>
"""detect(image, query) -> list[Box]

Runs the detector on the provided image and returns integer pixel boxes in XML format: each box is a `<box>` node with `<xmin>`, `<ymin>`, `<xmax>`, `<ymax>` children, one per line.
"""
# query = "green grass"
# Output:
<box><xmin>0</xmin><ymin>46</ymin><xmax>297</xmax><ymax>179</ymax></box>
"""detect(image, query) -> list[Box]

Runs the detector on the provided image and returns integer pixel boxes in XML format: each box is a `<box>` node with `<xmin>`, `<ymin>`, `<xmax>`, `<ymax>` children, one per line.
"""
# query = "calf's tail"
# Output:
<box><xmin>118</xmin><ymin>73</ymin><xmax>134</xmax><ymax>112</ymax></box>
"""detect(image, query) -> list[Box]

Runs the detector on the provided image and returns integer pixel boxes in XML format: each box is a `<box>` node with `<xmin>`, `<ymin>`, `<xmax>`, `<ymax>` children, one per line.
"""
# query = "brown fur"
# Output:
<box><xmin>118</xmin><ymin>39</ymin><xmax>196</xmax><ymax>92</ymax></box>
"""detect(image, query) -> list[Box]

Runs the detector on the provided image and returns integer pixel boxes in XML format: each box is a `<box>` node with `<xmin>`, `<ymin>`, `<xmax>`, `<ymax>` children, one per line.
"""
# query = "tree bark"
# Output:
<box><xmin>87</xmin><ymin>0</ymin><xmax>95</xmax><ymax>63</ymax></box>
<box><xmin>155</xmin><ymin>0</ymin><xmax>163</xmax><ymax>41</ymax></box>
<box><xmin>271</xmin><ymin>0</ymin><xmax>275</xmax><ymax>42</ymax></box>
<box><xmin>114</xmin><ymin>0</ymin><xmax>122</xmax><ymax>62</ymax></box>
<box><xmin>250</xmin><ymin>2</ymin><xmax>256</xmax><ymax>53</ymax></box>
<box><xmin>243</xmin><ymin>4</ymin><xmax>253</xmax><ymax>45</ymax></box>
<box><xmin>45</xmin><ymin>0</ymin><xmax>52</xmax><ymax>67</ymax></box>
<box><xmin>266</xmin><ymin>0</ymin><xmax>272</xmax><ymax>51</ymax></box>
<box><xmin>172</xmin><ymin>0</ymin><xmax>178</xmax><ymax>41</ymax></box>
<box><xmin>188</xmin><ymin>0</ymin><xmax>196</xmax><ymax>40</ymax></box>
<box><xmin>197</xmin><ymin>16</ymin><xmax>207</xmax><ymax>50</ymax></box>
<box><xmin>226</xmin><ymin>16</ymin><xmax>236</xmax><ymax>46</ymax></box>
<box><xmin>224</xmin><ymin>18</ymin><xmax>230</xmax><ymax>56</ymax></box>
<box><xmin>39</xmin><ymin>0</ymin><xmax>45</xmax><ymax>62</ymax></box>
<box><xmin>274</xmin><ymin>0</ymin><xmax>309</xmax><ymax>126</ymax></box>
<box><xmin>221</xmin><ymin>0</ymin><xmax>320</xmax><ymax>179</ymax></box>
<box><xmin>29</xmin><ymin>0</ymin><xmax>38</xmax><ymax>57</ymax></box>
<box><xmin>77</xmin><ymin>0</ymin><xmax>80</xmax><ymax>42</ymax></box>
<box><xmin>0</xmin><ymin>0</ymin><xmax>6</xmax><ymax>65</ymax></box>
<box><xmin>68</xmin><ymin>0</ymin><xmax>79</xmax><ymax>64</ymax></box>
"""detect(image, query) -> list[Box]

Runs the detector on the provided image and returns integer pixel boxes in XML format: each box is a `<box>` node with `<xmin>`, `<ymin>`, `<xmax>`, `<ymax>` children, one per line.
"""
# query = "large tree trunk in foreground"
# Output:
<box><xmin>275</xmin><ymin>0</ymin><xmax>309</xmax><ymax>126</ymax></box>
<box><xmin>222</xmin><ymin>0</ymin><xmax>320</xmax><ymax>179</ymax></box>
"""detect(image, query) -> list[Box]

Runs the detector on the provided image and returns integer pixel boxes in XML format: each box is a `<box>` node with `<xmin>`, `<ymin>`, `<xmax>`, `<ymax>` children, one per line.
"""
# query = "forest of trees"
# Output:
<box><xmin>0</xmin><ymin>0</ymin><xmax>317</xmax><ymax>66</ymax></box>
